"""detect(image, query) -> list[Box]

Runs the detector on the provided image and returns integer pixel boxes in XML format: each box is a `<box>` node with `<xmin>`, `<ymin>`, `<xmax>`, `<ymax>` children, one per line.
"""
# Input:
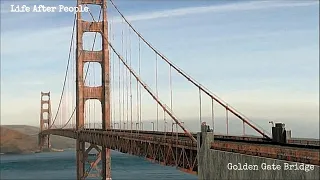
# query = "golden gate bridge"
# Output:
<box><xmin>37</xmin><ymin>0</ymin><xmax>320</xmax><ymax>179</ymax></box>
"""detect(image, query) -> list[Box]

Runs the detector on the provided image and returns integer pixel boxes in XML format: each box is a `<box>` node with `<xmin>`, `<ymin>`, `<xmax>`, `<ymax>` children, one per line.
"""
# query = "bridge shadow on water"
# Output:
<box><xmin>0</xmin><ymin>150</ymin><xmax>197</xmax><ymax>180</ymax></box>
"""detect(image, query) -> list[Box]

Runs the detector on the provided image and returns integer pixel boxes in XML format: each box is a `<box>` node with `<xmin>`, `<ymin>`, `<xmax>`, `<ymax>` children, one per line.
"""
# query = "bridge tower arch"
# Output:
<box><xmin>76</xmin><ymin>0</ymin><xmax>111</xmax><ymax>179</ymax></box>
<box><xmin>39</xmin><ymin>91</ymin><xmax>52</xmax><ymax>151</ymax></box>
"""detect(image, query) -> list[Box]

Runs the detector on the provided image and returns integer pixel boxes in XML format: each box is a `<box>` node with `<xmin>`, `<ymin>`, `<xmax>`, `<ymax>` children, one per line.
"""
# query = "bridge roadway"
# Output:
<box><xmin>41</xmin><ymin>128</ymin><xmax>320</xmax><ymax>174</ymax></box>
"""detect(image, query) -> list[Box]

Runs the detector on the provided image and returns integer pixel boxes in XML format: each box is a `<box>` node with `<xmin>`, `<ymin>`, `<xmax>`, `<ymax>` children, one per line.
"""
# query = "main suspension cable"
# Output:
<box><xmin>49</xmin><ymin>14</ymin><xmax>76</xmax><ymax>129</ymax></box>
<box><xmin>109</xmin><ymin>0</ymin><xmax>271</xmax><ymax>139</ymax></box>
<box><xmin>59</xmin><ymin>7</ymin><xmax>102</xmax><ymax>129</ymax></box>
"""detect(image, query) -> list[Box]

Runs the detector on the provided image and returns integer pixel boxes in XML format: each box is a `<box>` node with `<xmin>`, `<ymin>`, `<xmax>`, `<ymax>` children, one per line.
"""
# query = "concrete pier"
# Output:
<box><xmin>197</xmin><ymin>123</ymin><xmax>319</xmax><ymax>180</ymax></box>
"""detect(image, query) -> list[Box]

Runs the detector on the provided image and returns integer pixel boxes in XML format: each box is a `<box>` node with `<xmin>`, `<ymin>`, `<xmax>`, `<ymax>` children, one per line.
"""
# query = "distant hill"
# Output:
<box><xmin>0</xmin><ymin>125</ymin><xmax>76</xmax><ymax>154</ymax></box>
<box><xmin>0</xmin><ymin>126</ymin><xmax>38</xmax><ymax>154</ymax></box>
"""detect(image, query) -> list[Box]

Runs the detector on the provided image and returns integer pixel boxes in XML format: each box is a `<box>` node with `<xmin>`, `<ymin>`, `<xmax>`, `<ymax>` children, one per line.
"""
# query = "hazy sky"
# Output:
<box><xmin>1</xmin><ymin>0</ymin><xmax>319</xmax><ymax>138</ymax></box>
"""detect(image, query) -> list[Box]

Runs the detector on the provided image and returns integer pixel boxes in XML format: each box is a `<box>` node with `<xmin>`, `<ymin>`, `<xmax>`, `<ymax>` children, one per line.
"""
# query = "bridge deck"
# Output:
<box><xmin>81</xmin><ymin>128</ymin><xmax>320</xmax><ymax>146</ymax></box>
<box><xmin>41</xmin><ymin>129</ymin><xmax>320</xmax><ymax>170</ymax></box>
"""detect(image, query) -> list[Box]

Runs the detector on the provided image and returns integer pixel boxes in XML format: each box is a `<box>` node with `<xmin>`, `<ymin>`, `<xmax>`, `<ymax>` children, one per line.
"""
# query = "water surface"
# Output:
<box><xmin>0</xmin><ymin>150</ymin><xmax>197</xmax><ymax>180</ymax></box>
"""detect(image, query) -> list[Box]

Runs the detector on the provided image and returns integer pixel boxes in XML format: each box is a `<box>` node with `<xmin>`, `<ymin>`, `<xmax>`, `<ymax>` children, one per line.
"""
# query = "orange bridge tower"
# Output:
<box><xmin>38</xmin><ymin>91</ymin><xmax>52</xmax><ymax>151</ymax></box>
<box><xmin>76</xmin><ymin>0</ymin><xmax>111</xmax><ymax>179</ymax></box>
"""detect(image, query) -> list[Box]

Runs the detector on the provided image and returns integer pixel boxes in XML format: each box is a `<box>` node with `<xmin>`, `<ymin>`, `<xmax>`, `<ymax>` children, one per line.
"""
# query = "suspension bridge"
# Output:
<box><xmin>37</xmin><ymin>0</ymin><xmax>320</xmax><ymax>179</ymax></box>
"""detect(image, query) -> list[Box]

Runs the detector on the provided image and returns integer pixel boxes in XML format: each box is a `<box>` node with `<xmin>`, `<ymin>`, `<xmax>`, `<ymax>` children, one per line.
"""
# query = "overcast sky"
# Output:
<box><xmin>1</xmin><ymin>0</ymin><xmax>319</xmax><ymax>138</ymax></box>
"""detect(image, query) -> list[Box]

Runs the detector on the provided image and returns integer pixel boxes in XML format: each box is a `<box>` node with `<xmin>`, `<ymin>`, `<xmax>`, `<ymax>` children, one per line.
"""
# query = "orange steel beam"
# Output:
<box><xmin>41</xmin><ymin>129</ymin><xmax>320</xmax><ymax>168</ymax></box>
<box><xmin>288</xmin><ymin>139</ymin><xmax>320</xmax><ymax>146</ymax></box>
<box><xmin>211</xmin><ymin>141</ymin><xmax>320</xmax><ymax>166</ymax></box>
<box><xmin>42</xmin><ymin>128</ymin><xmax>198</xmax><ymax>174</ymax></box>
<box><xmin>79</xmin><ymin>129</ymin><xmax>320</xmax><ymax>147</ymax></box>
<box><xmin>76</xmin><ymin>0</ymin><xmax>110</xmax><ymax>179</ymax></box>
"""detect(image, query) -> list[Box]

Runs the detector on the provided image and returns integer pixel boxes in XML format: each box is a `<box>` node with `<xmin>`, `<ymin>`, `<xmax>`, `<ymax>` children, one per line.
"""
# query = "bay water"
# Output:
<box><xmin>0</xmin><ymin>150</ymin><xmax>197</xmax><ymax>180</ymax></box>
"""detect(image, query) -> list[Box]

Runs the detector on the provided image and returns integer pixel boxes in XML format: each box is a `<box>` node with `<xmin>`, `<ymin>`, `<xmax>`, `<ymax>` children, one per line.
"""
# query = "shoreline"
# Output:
<box><xmin>0</xmin><ymin>148</ymin><xmax>74</xmax><ymax>155</ymax></box>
